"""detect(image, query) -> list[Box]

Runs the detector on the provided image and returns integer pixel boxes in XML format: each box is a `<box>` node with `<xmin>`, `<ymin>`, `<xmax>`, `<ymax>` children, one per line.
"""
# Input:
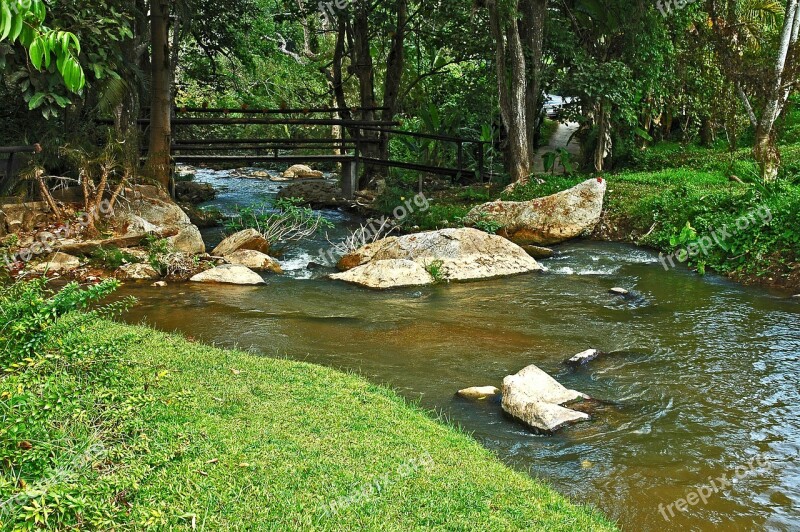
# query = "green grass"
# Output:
<box><xmin>1</xmin><ymin>315</ymin><xmax>616</xmax><ymax>530</ymax></box>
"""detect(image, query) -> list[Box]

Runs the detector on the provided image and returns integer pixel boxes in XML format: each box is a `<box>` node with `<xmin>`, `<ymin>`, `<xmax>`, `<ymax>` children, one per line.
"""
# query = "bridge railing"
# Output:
<box><xmin>99</xmin><ymin>106</ymin><xmax>492</xmax><ymax>197</ymax></box>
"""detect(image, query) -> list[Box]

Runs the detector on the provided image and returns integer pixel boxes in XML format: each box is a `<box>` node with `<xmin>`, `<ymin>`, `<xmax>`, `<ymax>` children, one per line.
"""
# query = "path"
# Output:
<box><xmin>533</xmin><ymin>121</ymin><xmax>581</xmax><ymax>174</ymax></box>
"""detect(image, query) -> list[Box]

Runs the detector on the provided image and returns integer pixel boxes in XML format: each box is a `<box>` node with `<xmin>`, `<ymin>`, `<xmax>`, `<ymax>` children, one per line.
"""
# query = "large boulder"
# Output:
<box><xmin>276</xmin><ymin>180</ymin><xmax>349</xmax><ymax>208</ymax></box>
<box><xmin>330</xmin><ymin>259</ymin><xmax>434</xmax><ymax>289</ymax></box>
<box><xmin>225</xmin><ymin>250</ymin><xmax>283</xmax><ymax>274</ymax></box>
<box><xmin>190</xmin><ymin>264</ymin><xmax>265</xmax><ymax>285</ymax></box>
<box><xmin>282</xmin><ymin>164</ymin><xmax>324</xmax><ymax>179</ymax></box>
<box><xmin>212</xmin><ymin>229</ymin><xmax>270</xmax><ymax>257</ymax></box>
<box><xmin>115</xmin><ymin>185</ymin><xmax>205</xmax><ymax>254</ymax></box>
<box><xmin>464</xmin><ymin>178</ymin><xmax>606</xmax><ymax>246</ymax></box>
<box><xmin>334</xmin><ymin>227</ymin><xmax>541</xmax><ymax>287</ymax></box>
<box><xmin>501</xmin><ymin>365</ymin><xmax>589</xmax><ymax>432</ymax></box>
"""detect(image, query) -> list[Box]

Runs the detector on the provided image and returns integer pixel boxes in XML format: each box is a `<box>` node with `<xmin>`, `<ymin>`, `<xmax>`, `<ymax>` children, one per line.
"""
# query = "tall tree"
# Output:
<box><xmin>144</xmin><ymin>0</ymin><xmax>172</xmax><ymax>189</ymax></box>
<box><xmin>484</xmin><ymin>0</ymin><xmax>549</xmax><ymax>184</ymax></box>
<box><xmin>709</xmin><ymin>0</ymin><xmax>800</xmax><ymax>181</ymax></box>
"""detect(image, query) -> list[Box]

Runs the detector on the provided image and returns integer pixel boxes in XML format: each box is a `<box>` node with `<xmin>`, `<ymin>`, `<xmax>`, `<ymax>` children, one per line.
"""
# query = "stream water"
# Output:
<box><xmin>119</xmin><ymin>168</ymin><xmax>800</xmax><ymax>531</ymax></box>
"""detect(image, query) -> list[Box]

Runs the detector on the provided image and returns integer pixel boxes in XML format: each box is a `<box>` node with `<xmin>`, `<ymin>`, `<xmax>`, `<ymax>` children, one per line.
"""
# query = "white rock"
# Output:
<box><xmin>501</xmin><ymin>364</ymin><xmax>588</xmax><ymax>432</ymax></box>
<box><xmin>335</xmin><ymin>227</ymin><xmax>541</xmax><ymax>288</ymax></box>
<box><xmin>330</xmin><ymin>259</ymin><xmax>434</xmax><ymax>289</ymax></box>
<box><xmin>457</xmin><ymin>386</ymin><xmax>500</xmax><ymax>400</ymax></box>
<box><xmin>190</xmin><ymin>264</ymin><xmax>265</xmax><ymax>285</ymax></box>
<box><xmin>32</xmin><ymin>252</ymin><xmax>80</xmax><ymax>273</ymax></box>
<box><xmin>282</xmin><ymin>164</ymin><xmax>323</xmax><ymax>179</ymax></box>
<box><xmin>212</xmin><ymin>229</ymin><xmax>270</xmax><ymax>257</ymax></box>
<box><xmin>464</xmin><ymin>178</ymin><xmax>606</xmax><ymax>245</ymax></box>
<box><xmin>117</xmin><ymin>263</ymin><xmax>160</xmax><ymax>280</ymax></box>
<box><xmin>225</xmin><ymin>250</ymin><xmax>283</xmax><ymax>274</ymax></box>
<box><xmin>152</xmin><ymin>281</ymin><xmax>168</xmax><ymax>287</ymax></box>
<box><xmin>565</xmin><ymin>349</ymin><xmax>602</xmax><ymax>366</ymax></box>
<box><xmin>609</xmin><ymin>287</ymin><xmax>629</xmax><ymax>296</ymax></box>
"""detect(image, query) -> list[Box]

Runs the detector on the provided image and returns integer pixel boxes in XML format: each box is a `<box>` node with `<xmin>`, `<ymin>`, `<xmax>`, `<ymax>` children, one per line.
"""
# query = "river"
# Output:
<box><xmin>119</xmin><ymin>168</ymin><xmax>800</xmax><ymax>530</ymax></box>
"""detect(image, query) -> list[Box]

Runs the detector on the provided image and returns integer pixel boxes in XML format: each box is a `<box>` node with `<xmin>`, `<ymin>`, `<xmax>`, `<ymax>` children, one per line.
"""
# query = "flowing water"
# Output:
<box><xmin>120</xmin><ymin>168</ymin><xmax>800</xmax><ymax>531</ymax></box>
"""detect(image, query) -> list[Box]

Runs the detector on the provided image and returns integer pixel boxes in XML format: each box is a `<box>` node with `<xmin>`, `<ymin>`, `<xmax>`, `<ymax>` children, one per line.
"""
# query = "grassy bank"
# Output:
<box><xmin>0</xmin><ymin>281</ymin><xmax>615</xmax><ymax>530</ymax></box>
<box><xmin>385</xmin><ymin>142</ymin><xmax>800</xmax><ymax>292</ymax></box>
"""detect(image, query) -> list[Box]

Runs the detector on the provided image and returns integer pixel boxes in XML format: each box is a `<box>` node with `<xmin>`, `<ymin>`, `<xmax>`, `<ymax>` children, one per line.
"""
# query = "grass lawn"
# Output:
<box><xmin>0</xmin><ymin>286</ymin><xmax>616</xmax><ymax>531</ymax></box>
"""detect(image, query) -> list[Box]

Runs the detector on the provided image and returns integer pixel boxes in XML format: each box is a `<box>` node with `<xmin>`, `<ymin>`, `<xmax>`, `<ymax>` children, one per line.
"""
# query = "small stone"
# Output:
<box><xmin>565</xmin><ymin>349</ymin><xmax>602</xmax><ymax>366</ymax></box>
<box><xmin>152</xmin><ymin>281</ymin><xmax>168</xmax><ymax>287</ymax></box>
<box><xmin>609</xmin><ymin>287</ymin><xmax>629</xmax><ymax>296</ymax></box>
<box><xmin>457</xmin><ymin>386</ymin><xmax>500</xmax><ymax>400</ymax></box>
<box><xmin>793</xmin><ymin>294</ymin><xmax>800</xmax><ymax>298</ymax></box>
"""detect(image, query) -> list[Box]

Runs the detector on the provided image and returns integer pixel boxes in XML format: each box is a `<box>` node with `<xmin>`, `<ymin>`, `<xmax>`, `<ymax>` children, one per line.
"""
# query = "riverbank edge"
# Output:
<box><xmin>8</xmin><ymin>317</ymin><xmax>617</xmax><ymax>530</ymax></box>
<box><xmin>590</xmin><ymin>204</ymin><xmax>800</xmax><ymax>294</ymax></box>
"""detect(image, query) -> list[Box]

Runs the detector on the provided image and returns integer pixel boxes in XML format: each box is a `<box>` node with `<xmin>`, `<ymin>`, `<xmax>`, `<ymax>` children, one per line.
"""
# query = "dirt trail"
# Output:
<box><xmin>533</xmin><ymin>121</ymin><xmax>581</xmax><ymax>174</ymax></box>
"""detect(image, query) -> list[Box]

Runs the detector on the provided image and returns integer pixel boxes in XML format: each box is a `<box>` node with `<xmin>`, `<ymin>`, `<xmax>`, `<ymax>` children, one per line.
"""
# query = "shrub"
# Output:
<box><xmin>224</xmin><ymin>197</ymin><xmax>333</xmax><ymax>249</ymax></box>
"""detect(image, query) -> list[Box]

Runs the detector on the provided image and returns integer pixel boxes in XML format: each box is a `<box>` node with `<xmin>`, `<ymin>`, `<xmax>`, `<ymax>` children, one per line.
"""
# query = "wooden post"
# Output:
<box><xmin>456</xmin><ymin>141</ymin><xmax>463</xmax><ymax>183</ymax></box>
<box><xmin>341</xmin><ymin>159</ymin><xmax>358</xmax><ymax>199</ymax></box>
<box><xmin>477</xmin><ymin>142</ymin><xmax>485</xmax><ymax>183</ymax></box>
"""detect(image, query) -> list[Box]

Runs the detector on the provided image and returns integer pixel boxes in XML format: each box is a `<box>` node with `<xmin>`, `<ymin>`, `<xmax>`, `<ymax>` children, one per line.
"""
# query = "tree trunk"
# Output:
<box><xmin>699</xmin><ymin>116</ymin><xmax>713</xmax><ymax>147</ymax></box>
<box><xmin>488</xmin><ymin>0</ymin><xmax>531</xmax><ymax>183</ymax></box>
<box><xmin>754</xmin><ymin>127</ymin><xmax>781</xmax><ymax>181</ymax></box>
<box><xmin>520</xmin><ymin>0</ymin><xmax>548</xmax><ymax>156</ymax></box>
<box><xmin>144</xmin><ymin>0</ymin><xmax>172</xmax><ymax>190</ymax></box>
<box><xmin>379</xmin><ymin>0</ymin><xmax>408</xmax><ymax>161</ymax></box>
<box><xmin>594</xmin><ymin>101</ymin><xmax>610</xmax><ymax>172</ymax></box>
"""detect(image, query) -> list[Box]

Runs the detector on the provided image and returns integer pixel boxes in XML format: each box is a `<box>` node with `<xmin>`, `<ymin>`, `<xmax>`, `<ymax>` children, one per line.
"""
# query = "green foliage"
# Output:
<box><xmin>89</xmin><ymin>246</ymin><xmax>139</xmax><ymax>270</ymax></box>
<box><xmin>0</xmin><ymin>0</ymin><xmax>85</xmax><ymax>95</ymax></box>
<box><xmin>542</xmin><ymin>148</ymin><xmax>575</xmax><ymax>175</ymax></box>
<box><xmin>472</xmin><ymin>215</ymin><xmax>504</xmax><ymax>235</ymax></box>
<box><xmin>224</xmin><ymin>197</ymin><xmax>333</xmax><ymax>248</ymax></box>
<box><xmin>424</xmin><ymin>260</ymin><xmax>445</xmax><ymax>282</ymax></box>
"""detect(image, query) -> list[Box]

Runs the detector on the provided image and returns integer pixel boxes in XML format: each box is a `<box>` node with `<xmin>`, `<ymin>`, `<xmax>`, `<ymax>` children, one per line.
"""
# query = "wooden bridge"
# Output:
<box><xmin>113</xmin><ymin>107</ymin><xmax>492</xmax><ymax>199</ymax></box>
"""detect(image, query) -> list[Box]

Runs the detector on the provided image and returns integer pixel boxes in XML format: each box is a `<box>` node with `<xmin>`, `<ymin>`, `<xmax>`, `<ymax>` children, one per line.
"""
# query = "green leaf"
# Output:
<box><xmin>28</xmin><ymin>92</ymin><xmax>46</xmax><ymax>110</ymax></box>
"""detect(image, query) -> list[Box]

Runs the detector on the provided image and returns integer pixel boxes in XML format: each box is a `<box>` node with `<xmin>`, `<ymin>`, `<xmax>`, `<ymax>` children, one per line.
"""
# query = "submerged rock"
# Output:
<box><xmin>464</xmin><ymin>178</ymin><xmax>606</xmax><ymax>245</ymax></box>
<box><xmin>521</xmin><ymin>245</ymin><xmax>554</xmax><ymax>259</ymax></box>
<box><xmin>117</xmin><ymin>263</ymin><xmax>160</xmax><ymax>281</ymax></box>
<box><xmin>190</xmin><ymin>264</ymin><xmax>265</xmax><ymax>285</ymax></box>
<box><xmin>334</xmin><ymin>227</ymin><xmax>541</xmax><ymax>288</ymax></box>
<box><xmin>175</xmin><ymin>181</ymin><xmax>216</xmax><ymax>204</ymax></box>
<box><xmin>282</xmin><ymin>164</ymin><xmax>323</xmax><ymax>179</ymax></box>
<box><xmin>32</xmin><ymin>252</ymin><xmax>80</xmax><ymax>274</ymax></box>
<box><xmin>276</xmin><ymin>180</ymin><xmax>349</xmax><ymax>208</ymax></box>
<box><xmin>225</xmin><ymin>250</ymin><xmax>283</xmax><ymax>274</ymax></box>
<box><xmin>565</xmin><ymin>349</ymin><xmax>602</xmax><ymax>367</ymax></box>
<box><xmin>212</xmin><ymin>229</ymin><xmax>270</xmax><ymax>257</ymax></box>
<box><xmin>457</xmin><ymin>386</ymin><xmax>500</xmax><ymax>400</ymax></box>
<box><xmin>331</xmin><ymin>259</ymin><xmax>434</xmax><ymax>289</ymax></box>
<box><xmin>501</xmin><ymin>365</ymin><xmax>589</xmax><ymax>432</ymax></box>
